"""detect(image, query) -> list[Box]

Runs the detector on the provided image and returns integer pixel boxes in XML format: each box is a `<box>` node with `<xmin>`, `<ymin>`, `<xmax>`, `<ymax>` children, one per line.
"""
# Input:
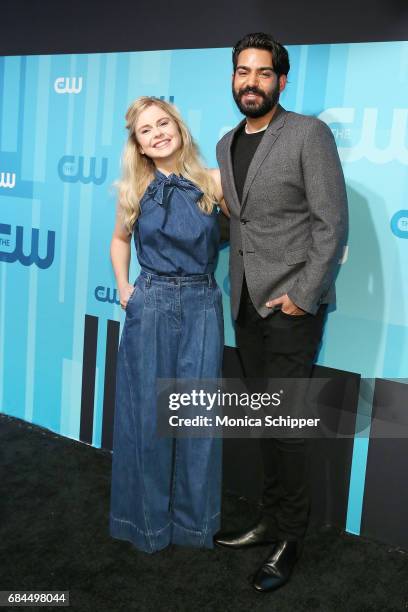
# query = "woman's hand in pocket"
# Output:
<box><xmin>119</xmin><ymin>283</ymin><xmax>136</xmax><ymax>310</ymax></box>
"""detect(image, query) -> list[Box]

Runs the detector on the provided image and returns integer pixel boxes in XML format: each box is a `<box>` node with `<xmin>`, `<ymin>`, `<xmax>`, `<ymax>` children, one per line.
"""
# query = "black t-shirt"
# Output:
<box><xmin>231</xmin><ymin>124</ymin><xmax>265</xmax><ymax>204</ymax></box>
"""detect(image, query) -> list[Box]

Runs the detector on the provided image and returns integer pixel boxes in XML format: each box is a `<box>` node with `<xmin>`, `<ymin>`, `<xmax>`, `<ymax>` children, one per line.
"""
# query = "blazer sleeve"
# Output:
<box><xmin>216</xmin><ymin>139</ymin><xmax>223</xmax><ymax>167</ymax></box>
<box><xmin>286</xmin><ymin>119</ymin><xmax>348</xmax><ymax>314</ymax></box>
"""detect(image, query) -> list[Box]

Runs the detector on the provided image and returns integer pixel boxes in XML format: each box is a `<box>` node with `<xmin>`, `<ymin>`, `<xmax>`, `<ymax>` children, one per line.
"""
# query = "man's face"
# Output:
<box><xmin>232</xmin><ymin>48</ymin><xmax>286</xmax><ymax>118</ymax></box>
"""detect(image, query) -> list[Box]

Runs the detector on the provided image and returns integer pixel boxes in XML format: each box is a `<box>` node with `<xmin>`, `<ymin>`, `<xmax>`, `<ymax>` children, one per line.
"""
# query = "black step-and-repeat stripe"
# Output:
<box><xmin>2</xmin><ymin>0</ymin><xmax>407</xmax><ymax>56</ymax></box>
<box><xmin>360</xmin><ymin>379</ymin><xmax>408</xmax><ymax>548</ymax></box>
<box><xmin>80</xmin><ymin>315</ymin><xmax>99</xmax><ymax>445</ymax></box>
<box><xmin>80</xmin><ymin>316</ymin><xmax>120</xmax><ymax>449</ymax></box>
<box><xmin>101</xmin><ymin>320</ymin><xmax>120</xmax><ymax>451</ymax></box>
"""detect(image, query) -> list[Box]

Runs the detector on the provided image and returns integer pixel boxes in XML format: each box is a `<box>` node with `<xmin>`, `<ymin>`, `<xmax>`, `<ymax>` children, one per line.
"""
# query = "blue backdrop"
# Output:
<box><xmin>1</xmin><ymin>41</ymin><xmax>407</xmax><ymax>535</ymax></box>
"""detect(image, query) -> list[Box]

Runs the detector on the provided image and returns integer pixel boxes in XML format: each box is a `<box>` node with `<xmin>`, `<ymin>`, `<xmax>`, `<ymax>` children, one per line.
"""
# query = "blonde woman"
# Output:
<box><xmin>109</xmin><ymin>97</ymin><xmax>228</xmax><ymax>553</ymax></box>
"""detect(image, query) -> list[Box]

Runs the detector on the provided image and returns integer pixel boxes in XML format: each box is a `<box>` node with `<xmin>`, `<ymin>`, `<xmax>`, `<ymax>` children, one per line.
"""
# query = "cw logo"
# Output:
<box><xmin>94</xmin><ymin>286</ymin><xmax>120</xmax><ymax>305</ymax></box>
<box><xmin>0</xmin><ymin>223</ymin><xmax>55</xmax><ymax>269</ymax></box>
<box><xmin>319</xmin><ymin>108</ymin><xmax>408</xmax><ymax>164</ymax></box>
<box><xmin>57</xmin><ymin>156</ymin><xmax>108</xmax><ymax>185</ymax></box>
<box><xmin>390</xmin><ymin>210</ymin><xmax>408</xmax><ymax>239</ymax></box>
<box><xmin>0</xmin><ymin>172</ymin><xmax>16</xmax><ymax>189</ymax></box>
<box><xmin>54</xmin><ymin>77</ymin><xmax>83</xmax><ymax>94</ymax></box>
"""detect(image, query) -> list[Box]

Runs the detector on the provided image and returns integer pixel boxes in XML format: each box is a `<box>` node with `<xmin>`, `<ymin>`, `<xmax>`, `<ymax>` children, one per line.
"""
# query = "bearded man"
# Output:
<box><xmin>214</xmin><ymin>32</ymin><xmax>348</xmax><ymax>593</ymax></box>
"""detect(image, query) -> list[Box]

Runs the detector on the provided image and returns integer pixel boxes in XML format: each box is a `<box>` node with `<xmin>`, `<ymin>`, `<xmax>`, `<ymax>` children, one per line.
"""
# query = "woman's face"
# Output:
<box><xmin>135</xmin><ymin>104</ymin><xmax>182</xmax><ymax>164</ymax></box>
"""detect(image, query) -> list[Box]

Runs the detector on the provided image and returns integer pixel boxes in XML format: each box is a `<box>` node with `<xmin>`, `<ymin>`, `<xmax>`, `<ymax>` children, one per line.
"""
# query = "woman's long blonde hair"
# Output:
<box><xmin>116</xmin><ymin>96</ymin><xmax>217</xmax><ymax>233</ymax></box>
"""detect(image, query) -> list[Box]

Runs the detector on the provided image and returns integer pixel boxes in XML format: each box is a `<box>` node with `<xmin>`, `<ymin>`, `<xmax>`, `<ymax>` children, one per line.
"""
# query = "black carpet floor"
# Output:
<box><xmin>1</xmin><ymin>413</ymin><xmax>408</xmax><ymax>612</ymax></box>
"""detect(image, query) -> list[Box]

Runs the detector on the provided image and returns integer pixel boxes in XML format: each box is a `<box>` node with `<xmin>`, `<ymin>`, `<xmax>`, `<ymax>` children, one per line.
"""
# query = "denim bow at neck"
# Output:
<box><xmin>146</xmin><ymin>170</ymin><xmax>204</xmax><ymax>207</ymax></box>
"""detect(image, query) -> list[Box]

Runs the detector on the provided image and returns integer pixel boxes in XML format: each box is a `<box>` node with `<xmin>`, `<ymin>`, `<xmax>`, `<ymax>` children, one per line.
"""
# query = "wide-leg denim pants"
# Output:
<box><xmin>110</xmin><ymin>270</ymin><xmax>224</xmax><ymax>553</ymax></box>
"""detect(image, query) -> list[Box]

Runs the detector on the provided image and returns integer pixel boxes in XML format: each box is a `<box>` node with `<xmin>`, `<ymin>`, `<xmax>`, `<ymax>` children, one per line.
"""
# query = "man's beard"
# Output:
<box><xmin>232</xmin><ymin>82</ymin><xmax>280</xmax><ymax>118</ymax></box>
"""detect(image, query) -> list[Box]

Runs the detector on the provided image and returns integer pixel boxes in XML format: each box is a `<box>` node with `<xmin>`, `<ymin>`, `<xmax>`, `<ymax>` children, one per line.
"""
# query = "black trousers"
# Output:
<box><xmin>235</xmin><ymin>277</ymin><xmax>327</xmax><ymax>541</ymax></box>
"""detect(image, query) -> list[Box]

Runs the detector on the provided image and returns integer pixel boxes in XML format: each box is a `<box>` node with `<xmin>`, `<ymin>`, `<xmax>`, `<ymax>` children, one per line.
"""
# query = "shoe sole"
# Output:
<box><xmin>214</xmin><ymin>540</ymin><xmax>276</xmax><ymax>550</ymax></box>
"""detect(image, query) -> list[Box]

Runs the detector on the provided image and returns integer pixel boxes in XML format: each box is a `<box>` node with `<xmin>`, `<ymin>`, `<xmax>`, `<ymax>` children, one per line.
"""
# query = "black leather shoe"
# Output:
<box><xmin>252</xmin><ymin>540</ymin><xmax>298</xmax><ymax>593</ymax></box>
<box><xmin>213</xmin><ymin>519</ymin><xmax>276</xmax><ymax>549</ymax></box>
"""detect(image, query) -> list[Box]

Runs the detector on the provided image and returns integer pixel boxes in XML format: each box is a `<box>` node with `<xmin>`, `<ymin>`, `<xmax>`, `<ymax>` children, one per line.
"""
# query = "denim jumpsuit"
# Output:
<box><xmin>110</xmin><ymin>171</ymin><xmax>224</xmax><ymax>553</ymax></box>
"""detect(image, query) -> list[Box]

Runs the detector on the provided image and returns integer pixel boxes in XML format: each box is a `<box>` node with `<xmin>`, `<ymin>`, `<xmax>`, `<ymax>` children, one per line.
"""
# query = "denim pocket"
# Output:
<box><xmin>153</xmin><ymin>286</ymin><xmax>174</xmax><ymax>314</ymax></box>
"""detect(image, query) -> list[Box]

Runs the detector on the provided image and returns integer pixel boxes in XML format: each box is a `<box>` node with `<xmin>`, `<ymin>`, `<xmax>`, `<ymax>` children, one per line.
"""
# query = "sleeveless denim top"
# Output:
<box><xmin>134</xmin><ymin>170</ymin><xmax>220</xmax><ymax>276</ymax></box>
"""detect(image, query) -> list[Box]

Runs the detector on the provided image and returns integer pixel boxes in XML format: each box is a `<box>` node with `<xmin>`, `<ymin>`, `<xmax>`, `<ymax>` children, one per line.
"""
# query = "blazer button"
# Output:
<box><xmin>238</xmin><ymin>249</ymin><xmax>243</xmax><ymax>256</ymax></box>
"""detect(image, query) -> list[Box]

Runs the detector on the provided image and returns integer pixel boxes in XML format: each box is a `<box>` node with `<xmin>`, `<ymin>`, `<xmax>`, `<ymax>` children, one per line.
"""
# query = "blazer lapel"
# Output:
<box><xmin>240</xmin><ymin>105</ymin><xmax>288</xmax><ymax>213</ymax></box>
<box><xmin>224</xmin><ymin>118</ymin><xmax>246</xmax><ymax>213</ymax></box>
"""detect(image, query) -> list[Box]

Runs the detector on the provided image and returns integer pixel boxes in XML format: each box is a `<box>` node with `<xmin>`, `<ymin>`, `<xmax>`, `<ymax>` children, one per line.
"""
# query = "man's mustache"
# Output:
<box><xmin>238</xmin><ymin>87</ymin><xmax>266</xmax><ymax>99</ymax></box>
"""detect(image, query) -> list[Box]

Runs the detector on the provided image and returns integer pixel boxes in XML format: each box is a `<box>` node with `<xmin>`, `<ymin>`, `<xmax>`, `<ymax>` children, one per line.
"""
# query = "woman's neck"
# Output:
<box><xmin>155</xmin><ymin>158</ymin><xmax>179</xmax><ymax>177</ymax></box>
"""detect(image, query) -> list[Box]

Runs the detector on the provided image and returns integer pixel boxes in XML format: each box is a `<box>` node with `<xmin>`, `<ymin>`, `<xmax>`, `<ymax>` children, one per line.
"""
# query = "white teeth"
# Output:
<box><xmin>154</xmin><ymin>140</ymin><xmax>170</xmax><ymax>148</ymax></box>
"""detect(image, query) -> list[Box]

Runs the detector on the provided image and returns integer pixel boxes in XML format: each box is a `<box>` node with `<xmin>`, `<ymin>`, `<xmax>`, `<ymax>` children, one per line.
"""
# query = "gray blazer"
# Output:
<box><xmin>216</xmin><ymin>105</ymin><xmax>348</xmax><ymax>319</ymax></box>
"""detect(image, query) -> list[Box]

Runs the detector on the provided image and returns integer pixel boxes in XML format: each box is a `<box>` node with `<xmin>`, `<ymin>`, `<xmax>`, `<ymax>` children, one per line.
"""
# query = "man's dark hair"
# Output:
<box><xmin>232</xmin><ymin>33</ymin><xmax>290</xmax><ymax>76</ymax></box>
